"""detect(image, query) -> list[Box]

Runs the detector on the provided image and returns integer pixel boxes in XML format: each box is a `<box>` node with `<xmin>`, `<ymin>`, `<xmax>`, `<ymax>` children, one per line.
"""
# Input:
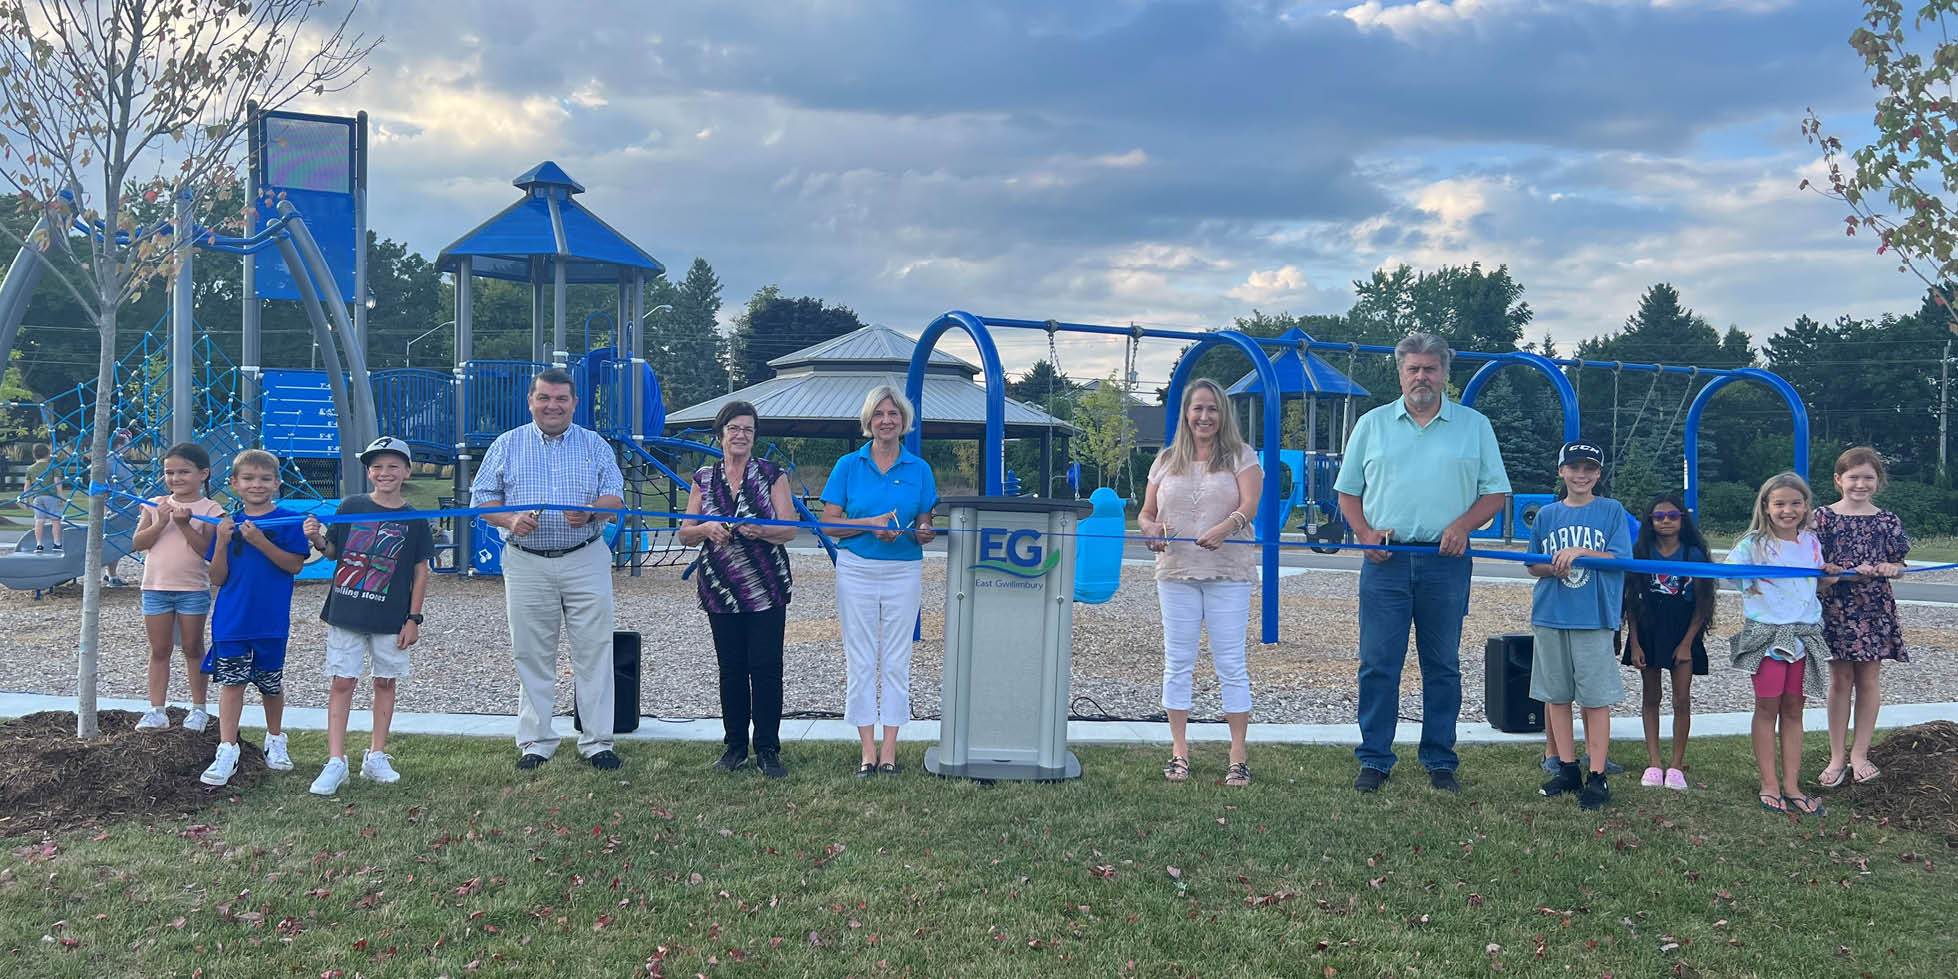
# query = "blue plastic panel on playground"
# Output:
<box><xmin>261</xmin><ymin>369</ymin><xmax>342</xmax><ymax>458</ymax></box>
<box><xmin>254</xmin><ymin>189</ymin><xmax>357</xmax><ymax>302</ymax></box>
<box><xmin>253</xmin><ymin>112</ymin><xmax>357</xmax><ymax>302</ymax></box>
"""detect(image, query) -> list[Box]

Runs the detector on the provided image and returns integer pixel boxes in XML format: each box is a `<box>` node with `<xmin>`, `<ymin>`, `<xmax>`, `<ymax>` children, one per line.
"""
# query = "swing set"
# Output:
<box><xmin>904</xmin><ymin>310</ymin><xmax>1810</xmax><ymax>645</ymax></box>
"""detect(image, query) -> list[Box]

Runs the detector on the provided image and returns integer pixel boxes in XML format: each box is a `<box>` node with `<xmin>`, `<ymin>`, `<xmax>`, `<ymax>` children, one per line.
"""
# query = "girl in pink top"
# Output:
<box><xmin>1137</xmin><ymin>378</ymin><xmax>1263</xmax><ymax>788</ymax></box>
<box><xmin>130</xmin><ymin>443</ymin><xmax>226</xmax><ymax>733</ymax></box>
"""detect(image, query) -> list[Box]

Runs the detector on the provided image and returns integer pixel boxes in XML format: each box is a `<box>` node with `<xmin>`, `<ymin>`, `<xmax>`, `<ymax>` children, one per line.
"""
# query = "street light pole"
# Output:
<box><xmin>406</xmin><ymin>320</ymin><xmax>457</xmax><ymax>367</ymax></box>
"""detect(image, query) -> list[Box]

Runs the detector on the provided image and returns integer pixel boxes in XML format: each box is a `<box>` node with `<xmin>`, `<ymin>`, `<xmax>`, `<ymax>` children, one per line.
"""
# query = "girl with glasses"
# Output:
<box><xmin>1620</xmin><ymin>494</ymin><xmax>1715</xmax><ymax>790</ymax></box>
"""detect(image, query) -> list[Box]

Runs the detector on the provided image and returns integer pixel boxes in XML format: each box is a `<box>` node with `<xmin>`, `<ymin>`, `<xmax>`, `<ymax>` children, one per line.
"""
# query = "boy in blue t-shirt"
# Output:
<box><xmin>1527</xmin><ymin>442</ymin><xmax>1632</xmax><ymax>811</ymax></box>
<box><xmin>199</xmin><ymin>449</ymin><xmax>312</xmax><ymax>787</ymax></box>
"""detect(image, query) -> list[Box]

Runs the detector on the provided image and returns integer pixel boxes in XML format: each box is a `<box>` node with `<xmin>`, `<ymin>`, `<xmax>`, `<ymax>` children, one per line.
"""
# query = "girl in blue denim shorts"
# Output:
<box><xmin>130</xmin><ymin>443</ymin><xmax>226</xmax><ymax>733</ymax></box>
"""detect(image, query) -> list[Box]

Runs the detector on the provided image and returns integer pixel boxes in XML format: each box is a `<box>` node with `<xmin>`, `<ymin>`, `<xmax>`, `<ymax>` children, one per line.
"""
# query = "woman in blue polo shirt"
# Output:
<box><xmin>821</xmin><ymin>385</ymin><xmax>939</xmax><ymax>779</ymax></box>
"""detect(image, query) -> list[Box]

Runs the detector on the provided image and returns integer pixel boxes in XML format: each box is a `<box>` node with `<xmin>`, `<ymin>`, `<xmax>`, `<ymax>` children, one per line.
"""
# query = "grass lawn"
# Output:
<box><xmin>1</xmin><ymin>734</ymin><xmax>1947</xmax><ymax>978</ymax></box>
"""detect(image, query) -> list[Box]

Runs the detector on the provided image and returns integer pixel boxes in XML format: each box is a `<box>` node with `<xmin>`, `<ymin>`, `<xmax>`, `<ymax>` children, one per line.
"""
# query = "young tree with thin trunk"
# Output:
<box><xmin>0</xmin><ymin>0</ymin><xmax>377</xmax><ymax>737</ymax></box>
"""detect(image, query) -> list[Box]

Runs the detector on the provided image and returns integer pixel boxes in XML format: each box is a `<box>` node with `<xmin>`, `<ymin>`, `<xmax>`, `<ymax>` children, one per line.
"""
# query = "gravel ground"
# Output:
<box><xmin>2</xmin><ymin>557</ymin><xmax>1954</xmax><ymax>725</ymax></box>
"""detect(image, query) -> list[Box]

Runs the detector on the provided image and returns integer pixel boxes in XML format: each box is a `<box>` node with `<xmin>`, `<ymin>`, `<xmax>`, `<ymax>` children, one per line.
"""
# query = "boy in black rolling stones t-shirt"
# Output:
<box><xmin>302</xmin><ymin>436</ymin><xmax>435</xmax><ymax>796</ymax></box>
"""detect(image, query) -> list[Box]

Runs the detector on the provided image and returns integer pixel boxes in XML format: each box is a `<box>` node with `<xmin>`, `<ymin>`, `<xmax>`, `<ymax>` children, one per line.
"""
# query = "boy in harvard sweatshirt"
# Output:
<box><xmin>1529</xmin><ymin>442</ymin><xmax>1633</xmax><ymax>811</ymax></box>
<box><xmin>304</xmin><ymin>437</ymin><xmax>435</xmax><ymax>796</ymax></box>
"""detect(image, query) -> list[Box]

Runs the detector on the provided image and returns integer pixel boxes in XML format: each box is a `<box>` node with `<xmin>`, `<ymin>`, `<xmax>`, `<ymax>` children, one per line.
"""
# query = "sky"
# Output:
<box><xmin>310</xmin><ymin>0</ymin><xmax>1912</xmax><ymax>387</ymax></box>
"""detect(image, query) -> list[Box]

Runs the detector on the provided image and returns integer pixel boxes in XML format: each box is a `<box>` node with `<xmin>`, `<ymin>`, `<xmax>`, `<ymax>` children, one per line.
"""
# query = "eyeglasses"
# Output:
<box><xmin>724</xmin><ymin>425</ymin><xmax>755</xmax><ymax>436</ymax></box>
<box><xmin>1649</xmin><ymin>510</ymin><xmax>1684</xmax><ymax>520</ymax></box>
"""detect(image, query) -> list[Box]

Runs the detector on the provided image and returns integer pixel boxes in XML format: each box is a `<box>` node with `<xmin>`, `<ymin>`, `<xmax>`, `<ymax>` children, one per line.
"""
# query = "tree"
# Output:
<box><xmin>1071</xmin><ymin>372</ymin><xmax>1135</xmax><ymax>488</ymax></box>
<box><xmin>647</xmin><ymin>257</ymin><xmax>727</xmax><ymax>410</ymax></box>
<box><xmin>727</xmin><ymin>287</ymin><xmax>864</xmax><ymax>388</ymax></box>
<box><xmin>0</xmin><ymin>0</ymin><xmax>376</xmax><ymax>738</ymax></box>
<box><xmin>1803</xmin><ymin>0</ymin><xmax>1958</xmax><ymax>336</ymax></box>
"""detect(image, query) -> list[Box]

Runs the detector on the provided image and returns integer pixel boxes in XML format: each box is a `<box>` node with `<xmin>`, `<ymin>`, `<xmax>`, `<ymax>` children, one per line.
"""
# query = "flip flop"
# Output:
<box><xmin>1851</xmin><ymin>761</ymin><xmax>1881</xmax><ymax>784</ymax></box>
<box><xmin>1784</xmin><ymin>794</ymin><xmax>1826</xmax><ymax>817</ymax></box>
<box><xmin>1758</xmin><ymin>793</ymin><xmax>1789</xmax><ymax>815</ymax></box>
<box><xmin>1817</xmin><ymin>764</ymin><xmax>1848</xmax><ymax>789</ymax></box>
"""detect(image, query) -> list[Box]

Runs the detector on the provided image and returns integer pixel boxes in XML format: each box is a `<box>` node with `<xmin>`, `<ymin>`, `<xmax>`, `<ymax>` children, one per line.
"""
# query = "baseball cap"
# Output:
<box><xmin>359</xmin><ymin>436</ymin><xmax>413</xmax><ymax>466</ymax></box>
<box><xmin>1558</xmin><ymin>441</ymin><xmax>1604</xmax><ymax>467</ymax></box>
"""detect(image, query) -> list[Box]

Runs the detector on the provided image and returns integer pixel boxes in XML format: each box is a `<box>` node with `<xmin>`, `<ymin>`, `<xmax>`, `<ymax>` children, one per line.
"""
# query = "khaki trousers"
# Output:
<box><xmin>503</xmin><ymin>541</ymin><xmax>616</xmax><ymax>759</ymax></box>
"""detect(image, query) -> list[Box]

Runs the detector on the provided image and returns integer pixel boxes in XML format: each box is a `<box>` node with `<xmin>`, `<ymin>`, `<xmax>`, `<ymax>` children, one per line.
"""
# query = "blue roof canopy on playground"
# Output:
<box><xmin>1224</xmin><ymin>327</ymin><xmax>1369</xmax><ymax>399</ymax></box>
<box><xmin>437</xmin><ymin>161</ymin><xmax>664</xmax><ymax>283</ymax></box>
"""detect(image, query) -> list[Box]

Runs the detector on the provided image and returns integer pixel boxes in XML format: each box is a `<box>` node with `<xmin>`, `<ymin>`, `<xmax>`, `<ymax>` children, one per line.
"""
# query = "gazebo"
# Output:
<box><xmin>667</xmin><ymin>324</ymin><xmax>1075</xmax><ymax>482</ymax></box>
<box><xmin>1225</xmin><ymin>326</ymin><xmax>1369</xmax><ymax>452</ymax></box>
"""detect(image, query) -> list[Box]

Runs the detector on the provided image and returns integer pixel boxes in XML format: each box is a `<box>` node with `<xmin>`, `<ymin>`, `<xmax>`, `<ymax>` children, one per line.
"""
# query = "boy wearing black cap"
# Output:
<box><xmin>1528</xmin><ymin>441</ymin><xmax>1632</xmax><ymax>810</ymax></box>
<box><xmin>303</xmin><ymin>436</ymin><xmax>435</xmax><ymax>796</ymax></box>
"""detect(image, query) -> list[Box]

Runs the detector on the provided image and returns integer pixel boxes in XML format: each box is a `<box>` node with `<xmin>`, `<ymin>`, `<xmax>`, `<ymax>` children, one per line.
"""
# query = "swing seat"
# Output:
<box><xmin>1072</xmin><ymin>486</ymin><xmax>1125</xmax><ymax>604</ymax></box>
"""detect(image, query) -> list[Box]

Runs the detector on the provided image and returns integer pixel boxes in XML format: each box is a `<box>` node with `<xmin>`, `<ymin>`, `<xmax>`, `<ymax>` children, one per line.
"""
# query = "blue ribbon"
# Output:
<box><xmin>86</xmin><ymin>484</ymin><xmax>1953</xmax><ymax>581</ymax></box>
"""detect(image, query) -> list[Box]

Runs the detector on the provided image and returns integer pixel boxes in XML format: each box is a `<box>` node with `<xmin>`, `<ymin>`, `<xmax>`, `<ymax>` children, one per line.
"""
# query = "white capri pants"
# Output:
<box><xmin>1158</xmin><ymin>579</ymin><xmax>1253</xmax><ymax>715</ymax></box>
<box><xmin>836</xmin><ymin>551</ymin><xmax>923</xmax><ymax>728</ymax></box>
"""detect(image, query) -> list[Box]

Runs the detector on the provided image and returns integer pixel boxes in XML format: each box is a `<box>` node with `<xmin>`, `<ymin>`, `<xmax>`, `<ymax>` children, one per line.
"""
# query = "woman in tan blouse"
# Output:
<box><xmin>1136</xmin><ymin>378</ymin><xmax>1263</xmax><ymax>786</ymax></box>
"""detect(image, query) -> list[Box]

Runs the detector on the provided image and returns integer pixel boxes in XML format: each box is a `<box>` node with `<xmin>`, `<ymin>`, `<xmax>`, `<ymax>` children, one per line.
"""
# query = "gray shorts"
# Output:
<box><xmin>1529</xmin><ymin>627</ymin><xmax>1624</xmax><ymax>708</ymax></box>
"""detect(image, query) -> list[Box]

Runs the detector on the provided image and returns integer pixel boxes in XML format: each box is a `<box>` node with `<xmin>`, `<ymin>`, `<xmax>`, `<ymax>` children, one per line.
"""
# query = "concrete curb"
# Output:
<box><xmin>6</xmin><ymin>692</ymin><xmax>1955</xmax><ymax>747</ymax></box>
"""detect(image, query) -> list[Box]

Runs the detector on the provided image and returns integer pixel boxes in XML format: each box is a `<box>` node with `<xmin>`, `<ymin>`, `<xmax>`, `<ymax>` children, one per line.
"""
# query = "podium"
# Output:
<box><xmin>926</xmin><ymin>496</ymin><xmax>1090</xmax><ymax>781</ymax></box>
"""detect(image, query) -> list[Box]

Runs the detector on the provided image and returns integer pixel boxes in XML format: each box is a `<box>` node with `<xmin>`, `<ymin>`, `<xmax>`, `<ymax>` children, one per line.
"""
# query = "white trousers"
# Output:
<box><xmin>503</xmin><ymin>542</ymin><xmax>616</xmax><ymax>759</ymax></box>
<box><xmin>1158</xmin><ymin>579</ymin><xmax>1253</xmax><ymax>715</ymax></box>
<box><xmin>836</xmin><ymin>551</ymin><xmax>922</xmax><ymax>728</ymax></box>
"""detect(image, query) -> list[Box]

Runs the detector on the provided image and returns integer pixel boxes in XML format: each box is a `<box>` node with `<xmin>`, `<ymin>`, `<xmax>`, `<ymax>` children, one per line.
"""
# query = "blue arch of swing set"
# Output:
<box><xmin>1459</xmin><ymin>351</ymin><xmax>1582</xmax><ymax>443</ymax></box>
<box><xmin>1682</xmin><ymin>367</ymin><xmax>1810</xmax><ymax>512</ymax></box>
<box><xmin>905</xmin><ymin>310</ymin><xmax>1288</xmax><ymax>644</ymax></box>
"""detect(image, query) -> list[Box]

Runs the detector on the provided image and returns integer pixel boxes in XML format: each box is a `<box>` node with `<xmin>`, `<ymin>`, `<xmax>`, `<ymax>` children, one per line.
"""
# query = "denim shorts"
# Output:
<box><xmin>141</xmin><ymin>589</ymin><xmax>213</xmax><ymax>616</ymax></box>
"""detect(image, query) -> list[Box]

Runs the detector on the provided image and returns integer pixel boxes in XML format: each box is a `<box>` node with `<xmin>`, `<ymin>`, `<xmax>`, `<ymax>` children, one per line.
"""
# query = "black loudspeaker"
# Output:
<box><xmin>574</xmin><ymin>631</ymin><xmax>642</xmax><ymax>735</ymax></box>
<box><xmin>1484</xmin><ymin>633</ymin><xmax>1544</xmax><ymax>734</ymax></box>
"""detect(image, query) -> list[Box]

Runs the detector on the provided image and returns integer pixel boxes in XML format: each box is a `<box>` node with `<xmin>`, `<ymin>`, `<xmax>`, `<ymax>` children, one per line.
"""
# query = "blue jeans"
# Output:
<box><xmin>1355</xmin><ymin>551</ymin><xmax>1472</xmax><ymax>774</ymax></box>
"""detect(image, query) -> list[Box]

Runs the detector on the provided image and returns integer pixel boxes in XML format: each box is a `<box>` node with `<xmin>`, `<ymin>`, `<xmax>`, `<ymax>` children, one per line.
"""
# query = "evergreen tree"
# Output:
<box><xmin>647</xmin><ymin>258</ymin><xmax>728</xmax><ymax>410</ymax></box>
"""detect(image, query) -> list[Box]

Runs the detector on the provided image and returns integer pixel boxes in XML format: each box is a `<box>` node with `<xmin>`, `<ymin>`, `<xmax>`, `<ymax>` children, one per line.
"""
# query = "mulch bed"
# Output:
<box><xmin>1846</xmin><ymin>720</ymin><xmax>1958</xmax><ymax>847</ymax></box>
<box><xmin>0</xmin><ymin>708</ymin><xmax>265</xmax><ymax>840</ymax></box>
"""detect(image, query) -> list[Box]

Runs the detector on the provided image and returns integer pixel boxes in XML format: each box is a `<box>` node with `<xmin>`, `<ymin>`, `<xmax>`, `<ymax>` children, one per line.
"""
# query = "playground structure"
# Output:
<box><xmin>0</xmin><ymin>108</ymin><xmax>837</xmax><ymax>591</ymax></box>
<box><xmin>902</xmin><ymin>311</ymin><xmax>1813</xmax><ymax>644</ymax></box>
<box><xmin>0</xmin><ymin>111</ymin><xmax>379</xmax><ymax>592</ymax></box>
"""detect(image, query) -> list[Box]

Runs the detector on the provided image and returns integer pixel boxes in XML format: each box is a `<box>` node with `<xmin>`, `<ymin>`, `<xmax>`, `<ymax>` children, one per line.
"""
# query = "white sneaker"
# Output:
<box><xmin>183</xmin><ymin>708</ymin><xmax>210</xmax><ymax>733</ymax></box>
<box><xmin>310</xmin><ymin>757</ymin><xmax>349</xmax><ymax>796</ymax></box>
<box><xmin>360</xmin><ymin>750</ymin><xmax>400</xmax><ymax>784</ymax></box>
<box><xmin>262</xmin><ymin>733</ymin><xmax>293</xmax><ymax>771</ymax></box>
<box><xmin>200</xmin><ymin>742</ymin><xmax>241</xmax><ymax>786</ymax></box>
<box><xmin>134</xmin><ymin>707</ymin><xmax>170</xmax><ymax>732</ymax></box>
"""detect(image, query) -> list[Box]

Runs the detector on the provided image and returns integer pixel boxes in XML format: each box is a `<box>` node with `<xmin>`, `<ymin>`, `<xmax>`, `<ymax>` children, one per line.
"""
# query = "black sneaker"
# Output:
<box><xmin>1428</xmin><ymin>769</ymin><xmax>1462</xmax><ymax>794</ymax></box>
<box><xmin>713</xmin><ymin>746</ymin><xmax>748</xmax><ymax>772</ymax></box>
<box><xmin>1540</xmin><ymin>762</ymin><xmax>1582</xmax><ymax>798</ymax></box>
<box><xmin>32</xmin><ymin>544</ymin><xmax>44</xmax><ymax>553</ymax></box>
<box><xmin>1354</xmin><ymin>767</ymin><xmax>1389</xmax><ymax>793</ymax></box>
<box><xmin>516</xmin><ymin>753</ymin><xmax>550</xmax><ymax>771</ymax></box>
<box><xmin>1578</xmin><ymin>773</ymin><xmax>1610</xmax><ymax>811</ymax></box>
<box><xmin>587</xmin><ymin>750</ymin><xmax>623</xmax><ymax>771</ymax></box>
<box><xmin>756</xmin><ymin>750</ymin><xmax>788</xmax><ymax>779</ymax></box>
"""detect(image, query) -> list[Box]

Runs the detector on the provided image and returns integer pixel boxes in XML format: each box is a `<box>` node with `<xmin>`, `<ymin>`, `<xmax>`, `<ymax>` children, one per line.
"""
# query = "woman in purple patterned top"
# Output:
<box><xmin>680</xmin><ymin>401</ymin><xmax>798</xmax><ymax>778</ymax></box>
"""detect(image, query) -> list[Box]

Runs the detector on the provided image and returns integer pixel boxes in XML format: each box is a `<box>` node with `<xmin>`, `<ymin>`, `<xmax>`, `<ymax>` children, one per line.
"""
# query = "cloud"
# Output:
<box><xmin>261</xmin><ymin>0</ymin><xmax>1909</xmax><ymax>393</ymax></box>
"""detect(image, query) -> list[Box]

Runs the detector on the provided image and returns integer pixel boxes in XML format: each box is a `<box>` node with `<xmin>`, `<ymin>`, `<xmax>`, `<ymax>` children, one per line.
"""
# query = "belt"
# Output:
<box><xmin>509</xmin><ymin>536</ymin><xmax>599</xmax><ymax>559</ymax></box>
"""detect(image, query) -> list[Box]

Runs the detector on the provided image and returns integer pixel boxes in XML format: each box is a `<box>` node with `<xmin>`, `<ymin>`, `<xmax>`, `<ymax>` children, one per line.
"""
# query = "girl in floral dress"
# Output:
<box><xmin>1812</xmin><ymin>446</ymin><xmax>1910</xmax><ymax>788</ymax></box>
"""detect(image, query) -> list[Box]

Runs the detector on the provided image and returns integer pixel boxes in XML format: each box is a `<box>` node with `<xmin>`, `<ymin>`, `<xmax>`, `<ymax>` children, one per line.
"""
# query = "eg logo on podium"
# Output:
<box><xmin>970</xmin><ymin>527</ymin><xmax>1061</xmax><ymax>578</ymax></box>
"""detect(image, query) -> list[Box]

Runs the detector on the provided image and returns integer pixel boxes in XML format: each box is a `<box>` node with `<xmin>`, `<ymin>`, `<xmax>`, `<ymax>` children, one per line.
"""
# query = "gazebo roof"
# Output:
<box><xmin>668</xmin><ymin>325</ymin><xmax>1071</xmax><ymax>439</ymax></box>
<box><xmin>1225</xmin><ymin>327</ymin><xmax>1370</xmax><ymax>399</ymax></box>
<box><xmin>437</xmin><ymin>161</ymin><xmax>664</xmax><ymax>283</ymax></box>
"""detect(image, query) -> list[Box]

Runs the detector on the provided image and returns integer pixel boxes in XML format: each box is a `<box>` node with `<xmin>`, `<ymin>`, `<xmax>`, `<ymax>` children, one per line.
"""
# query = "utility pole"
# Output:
<box><xmin>1941</xmin><ymin>338</ymin><xmax>1951</xmax><ymax>484</ymax></box>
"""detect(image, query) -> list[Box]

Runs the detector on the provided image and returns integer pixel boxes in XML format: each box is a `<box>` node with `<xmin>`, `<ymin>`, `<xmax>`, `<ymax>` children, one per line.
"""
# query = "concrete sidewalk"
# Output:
<box><xmin>5</xmin><ymin>691</ymin><xmax>1954</xmax><ymax>747</ymax></box>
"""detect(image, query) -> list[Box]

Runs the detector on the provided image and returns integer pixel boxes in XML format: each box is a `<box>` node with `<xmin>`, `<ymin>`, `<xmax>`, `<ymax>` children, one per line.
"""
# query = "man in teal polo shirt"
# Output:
<box><xmin>1335</xmin><ymin>332</ymin><xmax>1510</xmax><ymax>794</ymax></box>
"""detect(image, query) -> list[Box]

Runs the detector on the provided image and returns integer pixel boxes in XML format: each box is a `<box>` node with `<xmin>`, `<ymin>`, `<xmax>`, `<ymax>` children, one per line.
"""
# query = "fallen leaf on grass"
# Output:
<box><xmin>1090</xmin><ymin>865</ymin><xmax>1117</xmax><ymax>879</ymax></box>
<box><xmin>454</xmin><ymin>877</ymin><xmax>483</xmax><ymax>898</ymax></box>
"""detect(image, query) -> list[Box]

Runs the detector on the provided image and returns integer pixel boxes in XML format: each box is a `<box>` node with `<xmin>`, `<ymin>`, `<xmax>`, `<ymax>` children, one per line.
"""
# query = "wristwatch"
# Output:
<box><xmin>405</xmin><ymin>613</ymin><xmax>425</xmax><ymax>625</ymax></box>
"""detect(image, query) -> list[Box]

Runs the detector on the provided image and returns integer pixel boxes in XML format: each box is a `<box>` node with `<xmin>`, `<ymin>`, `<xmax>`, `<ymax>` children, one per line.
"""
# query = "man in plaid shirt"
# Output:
<box><xmin>471</xmin><ymin>368</ymin><xmax>628</xmax><ymax>771</ymax></box>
